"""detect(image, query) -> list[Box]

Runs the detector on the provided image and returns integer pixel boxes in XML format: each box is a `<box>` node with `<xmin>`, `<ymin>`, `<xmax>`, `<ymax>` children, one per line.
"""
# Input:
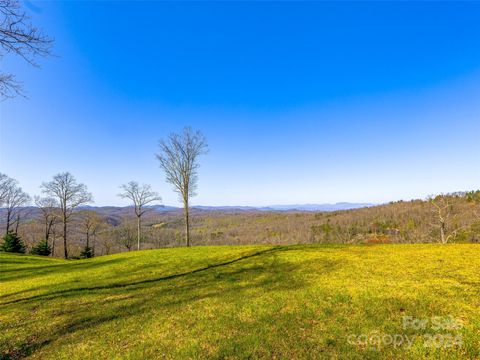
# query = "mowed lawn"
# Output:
<box><xmin>1</xmin><ymin>245</ymin><xmax>479</xmax><ymax>359</ymax></box>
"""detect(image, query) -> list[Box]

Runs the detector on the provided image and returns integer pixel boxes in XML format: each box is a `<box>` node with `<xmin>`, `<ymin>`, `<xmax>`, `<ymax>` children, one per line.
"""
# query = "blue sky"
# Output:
<box><xmin>1</xmin><ymin>1</ymin><xmax>479</xmax><ymax>207</ymax></box>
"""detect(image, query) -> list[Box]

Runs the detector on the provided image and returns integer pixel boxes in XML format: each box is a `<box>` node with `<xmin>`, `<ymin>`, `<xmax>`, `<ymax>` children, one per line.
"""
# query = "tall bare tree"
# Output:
<box><xmin>41</xmin><ymin>172</ymin><xmax>92</xmax><ymax>258</ymax></box>
<box><xmin>2</xmin><ymin>176</ymin><xmax>30</xmax><ymax>234</ymax></box>
<box><xmin>34</xmin><ymin>195</ymin><xmax>59</xmax><ymax>246</ymax></box>
<box><xmin>118</xmin><ymin>181</ymin><xmax>161</xmax><ymax>251</ymax></box>
<box><xmin>0</xmin><ymin>0</ymin><xmax>53</xmax><ymax>99</ymax></box>
<box><xmin>156</xmin><ymin>127</ymin><xmax>208</xmax><ymax>247</ymax></box>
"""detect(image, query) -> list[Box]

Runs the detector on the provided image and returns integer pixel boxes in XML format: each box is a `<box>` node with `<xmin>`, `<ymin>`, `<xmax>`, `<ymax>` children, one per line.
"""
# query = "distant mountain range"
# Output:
<box><xmin>0</xmin><ymin>203</ymin><xmax>374</xmax><ymax>225</ymax></box>
<box><xmin>1</xmin><ymin>203</ymin><xmax>373</xmax><ymax>215</ymax></box>
<box><xmin>191</xmin><ymin>203</ymin><xmax>373</xmax><ymax>212</ymax></box>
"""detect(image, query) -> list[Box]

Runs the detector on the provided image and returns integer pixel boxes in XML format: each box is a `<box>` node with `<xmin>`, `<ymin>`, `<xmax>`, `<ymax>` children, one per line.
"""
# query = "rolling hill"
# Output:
<box><xmin>1</xmin><ymin>244</ymin><xmax>479</xmax><ymax>359</ymax></box>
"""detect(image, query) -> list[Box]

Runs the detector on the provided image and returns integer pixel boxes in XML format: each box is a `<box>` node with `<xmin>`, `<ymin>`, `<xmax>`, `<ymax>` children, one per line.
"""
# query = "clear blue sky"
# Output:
<box><xmin>1</xmin><ymin>1</ymin><xmax>479</xmax><ymax>207</ymax></box>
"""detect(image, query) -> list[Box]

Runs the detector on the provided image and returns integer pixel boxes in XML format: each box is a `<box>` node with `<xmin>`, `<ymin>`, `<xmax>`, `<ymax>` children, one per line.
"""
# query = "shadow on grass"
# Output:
<box><xmin>0</xmin><ymin>313</ymin><xmax>124</xmax><ymax>359</ymax></box>
<box><xmin>0</xmin><ymin>258</ymin><xmax>128</xmax><ymax>282</ymax></box>
<box><xmin>1</xmin><ymin>247</ymin><xmax>288</xmax><ymax>305</ymax></box>
<box><xmin>2</xmin><ymin>246</ymin><xmax>330</xmax><ymax>358</ymax></box>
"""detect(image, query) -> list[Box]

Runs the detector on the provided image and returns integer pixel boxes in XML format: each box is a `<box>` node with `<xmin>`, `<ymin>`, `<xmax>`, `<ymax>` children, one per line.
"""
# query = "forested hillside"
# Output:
<box><xmin>4</xmin><ymin>191</ymin><xmax>480</xmax><ymax>257</ymax></box>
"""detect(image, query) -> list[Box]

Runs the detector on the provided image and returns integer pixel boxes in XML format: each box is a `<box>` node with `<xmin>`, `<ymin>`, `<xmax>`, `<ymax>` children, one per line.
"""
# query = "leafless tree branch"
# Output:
<box><xmin>41</xmin><ymin>172</ymin><xmax>92</xmax><ymax>258</ymax></box>
<box><xmin>118</xmin><ymin>181</ymin><xmax>161</xmax><ymax>250</ymax></box>
<box><xmin>0</xmin><ymin>0</ymin><xmax>53</xmax><ymax>99</ymax></box>
<box><xmin>156</xmin><ymin>127</ymin><xmax>208</xmax><ymax>246</ymax></box>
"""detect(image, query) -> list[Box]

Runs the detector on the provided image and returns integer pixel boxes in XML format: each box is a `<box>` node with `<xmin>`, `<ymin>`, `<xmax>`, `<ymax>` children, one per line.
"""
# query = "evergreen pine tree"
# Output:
<box><xmin>80</xmin><ymin>246</ymin><xmax>94</xmax><ymax>259</ymax></box>
<box><xmin>1</xmin><ymin>232</ymin><xmax>26</xmax><ymax>253</ymax></box>
<box><xmin>31</xmin><ymin>240</ymin><xmax>52</xmax><ymax>256</ymax></box>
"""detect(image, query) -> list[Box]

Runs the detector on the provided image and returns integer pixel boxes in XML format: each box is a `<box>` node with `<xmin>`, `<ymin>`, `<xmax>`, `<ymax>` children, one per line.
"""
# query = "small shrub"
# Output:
<box><xmin>80</xmin><ymin>246</ymin><xmax>94</xmax><ymax>259</ymax></box>
<box><xmin>0</xmin><ymin>232</ymin><xmax>26</xmax><ymax>253</ymax></box>
<box><xmin>31</xmin><ymin>240</ymin><xmax>52</xmax><ymax>256</ymax></box>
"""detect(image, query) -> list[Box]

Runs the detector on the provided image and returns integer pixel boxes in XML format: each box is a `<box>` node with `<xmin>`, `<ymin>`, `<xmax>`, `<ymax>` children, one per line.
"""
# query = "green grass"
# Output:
<box><xmin>1</xmin><ymin>244</ymin><xmax>479</xmax><ymax>359</ymax></box>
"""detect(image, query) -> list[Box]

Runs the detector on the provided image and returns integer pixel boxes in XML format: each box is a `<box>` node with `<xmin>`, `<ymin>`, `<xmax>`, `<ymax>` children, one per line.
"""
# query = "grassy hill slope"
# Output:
<box><xmin>1</xmin><ymin>245</ymin><xmax>479</xmax><ymax>359</ymax></box>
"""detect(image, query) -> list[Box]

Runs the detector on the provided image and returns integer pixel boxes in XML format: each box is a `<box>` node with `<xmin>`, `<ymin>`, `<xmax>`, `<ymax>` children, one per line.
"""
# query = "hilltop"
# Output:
<box><xmin>1</xmin><ymin>244</ymin><xmax>479</xmax><ymax>359</ymax></box>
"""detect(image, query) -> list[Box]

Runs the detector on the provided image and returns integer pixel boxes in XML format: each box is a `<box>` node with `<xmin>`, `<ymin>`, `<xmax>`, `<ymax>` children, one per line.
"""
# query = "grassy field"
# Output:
<box><xmin>1</xmin><ymin>244</ymin><xmax>479</xmax><ymax>359</ymax></box>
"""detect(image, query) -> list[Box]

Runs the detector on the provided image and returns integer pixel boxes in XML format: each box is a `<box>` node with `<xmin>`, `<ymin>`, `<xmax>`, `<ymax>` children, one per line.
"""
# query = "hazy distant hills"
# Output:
<box><xmin>107</xmin><ymin>203</ymin><xmax>372</xmax><ymax>213</ymax></box>
<box><xmin>0</xmin><ymin>203</ymin><xmax>373</xmax><ymax>225</ymax></box>
<box><xmin>257</xmin><ymin>203</ymin><xmax>373</xmax><ymax>211</ymax></box>
<box><xmin>192</xmin><ymin>203</ymin><xmax>373</xmax><ymax>212</ymax></box>
<box><xmin>2</xmin><ymin>203</ymin><xmax>373</xmax><ymax>215</ymax></box>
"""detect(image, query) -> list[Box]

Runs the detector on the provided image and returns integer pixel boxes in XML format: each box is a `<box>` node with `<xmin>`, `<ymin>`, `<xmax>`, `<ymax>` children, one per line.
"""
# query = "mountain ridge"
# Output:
<box><xmin>0</xmin><ymin>202</ymin><xmax>374</xmax><ymax>214</ymax></box>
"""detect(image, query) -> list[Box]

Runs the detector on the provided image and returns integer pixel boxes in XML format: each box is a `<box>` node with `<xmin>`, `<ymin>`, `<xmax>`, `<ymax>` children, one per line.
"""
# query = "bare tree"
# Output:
<box><xmin>114</xmin><ymin>220</ymin><xmax>136</xmax><ymax>252</ymax></box>
<box><xmin>118</xmin><ymin>181</ymin><xmax>161</xmax><ymax>251</ymax></box>
<box><xmin>79</xmin><ymin>210</ymin><xmax>101</xmax><ymax>250</ymax></box>
<box><xmin>41</xmin><ymin>172</ymin><xmax>92</xmax><ymax>258</ymax></box>
<box><xmin>156</xmin><ymin>127</ymin><xmax>208</xmax><ymax>247</ymax></box>
<box><xmin>430</xmin><ymin>195</ymin><xmax>463</xmax><ymax>244</ymax></box>
<box><xmin>2</xmin><ymin>176</ymin><xmax>30</xmax><ymax>234</ymax></box>
<box><xmin>0</xmin><ymin>0</ymin><xmax>53</xmax><ymax>99</ymax></box>
<box><xmin>34</xmin><ymin>195</ymin><xmax>59</xmax><ymax>246</ymax></box>
<box><xmin>97</xmin><ymin>225</ymin><xmax>115</xmax><ymax>256</ymax></box>
<box><xmin>0</xmin><ymin>172</ymin><xmax>15</xmax><ymax>206</ymax></box>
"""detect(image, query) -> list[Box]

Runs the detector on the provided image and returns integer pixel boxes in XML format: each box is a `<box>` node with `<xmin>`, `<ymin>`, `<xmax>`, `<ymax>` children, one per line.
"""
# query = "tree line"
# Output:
<box><xmin>0</xmin><ymin>127</ymin><xmax>208</xmax><ymax>258</ymax></box>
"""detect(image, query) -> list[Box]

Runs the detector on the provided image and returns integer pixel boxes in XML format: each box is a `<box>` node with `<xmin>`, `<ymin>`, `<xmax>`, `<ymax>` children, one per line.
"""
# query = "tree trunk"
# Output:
<box><xmin>440</xmin><ymin>221</ymin><xmax>446</xmax><ymax>244</ymax></box>
<box><xmin>51</xmin><ymin>233</ymin><xmax>55</xmax><ymax>257</ymax></box>
<box><xmin>86</xmin><ymin>232</ymin><xmax>90</xmax><ymax>248</ymax></box>
<box><xmin>63</xmin><ymin>214</ymin><xmax>68</xmax><ymax>259</ymax></box>
<box><xmin>137</xmin><ymin>215</ymin><xmax>141</xmax><ymax>251</ymax></box>
<box><xmin>14</xmin><ymin>214</ymin><xmax>20</xmax><ymax>234</ymax></box>
<box><xmin>184</xmin><ymin>199</ymin><xmax>190</xmax><ymax>247</ymax></box>
<box><xmin>5</xmin><ymin>210</ymin><xmax>11</xmax><ymax>234</ymax></box>
<box><xmin>45</xmin><ymin>220</ymin><xmax>50</xmax><ymax>245</ymax></box>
